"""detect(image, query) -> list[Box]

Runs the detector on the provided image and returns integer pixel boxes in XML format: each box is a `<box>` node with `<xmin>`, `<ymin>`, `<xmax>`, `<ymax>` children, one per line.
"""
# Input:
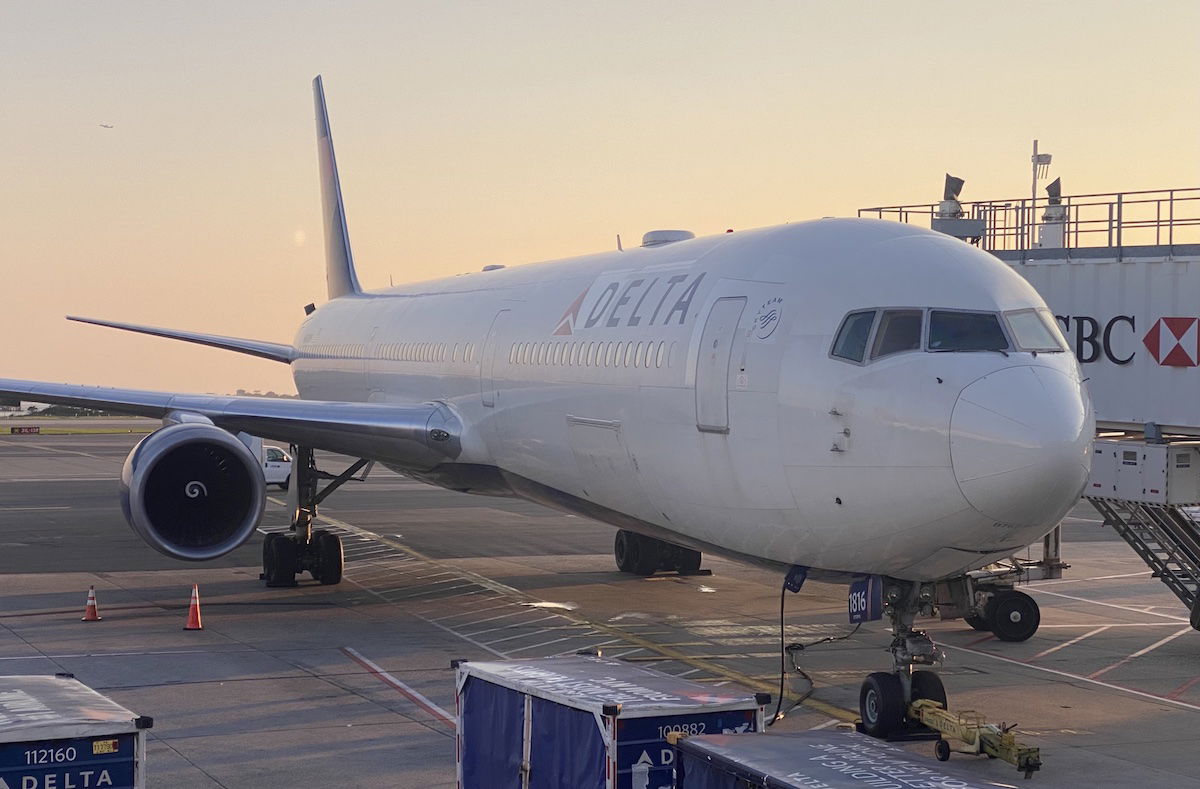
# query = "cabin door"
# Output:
<box><xmin>695</xmin><ymin>296</ymin><xmax>746</xmax><ymax>433</ymax></box>
<box><xmin>480</xmin><ymin>309</ymin><xmax>510</xmax><ymax>407</ymax></box>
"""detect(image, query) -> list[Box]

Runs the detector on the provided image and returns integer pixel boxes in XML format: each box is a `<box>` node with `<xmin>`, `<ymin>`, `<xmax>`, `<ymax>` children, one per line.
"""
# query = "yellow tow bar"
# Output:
<box><xmin>908</xmin><ymin>699</ymin><xmax>1042</xmax><ymax>779</ymax></box>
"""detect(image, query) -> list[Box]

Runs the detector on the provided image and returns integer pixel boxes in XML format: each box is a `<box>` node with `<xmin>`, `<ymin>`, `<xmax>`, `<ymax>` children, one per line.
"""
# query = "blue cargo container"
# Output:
<box><xmin>0</xmin><ymin>675</ymin><xmax>151</xmax><ymax>789</ymax></box>
<box><xmin>456</xmin><ymin>656</ymin><xmax>765</xmax><ymax>789</ymax></box>
<box><xmin>674</xmin><ymin>731</ymin><xmax>1012</xmax><ymax>789</ymax></box>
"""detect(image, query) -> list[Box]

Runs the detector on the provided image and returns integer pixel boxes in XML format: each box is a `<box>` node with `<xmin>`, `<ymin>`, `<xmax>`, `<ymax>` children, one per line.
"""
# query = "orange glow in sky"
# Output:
<box><xmin>4</xmin><ymin>2</ymin><xmax>1198</xmax><ymax>394</ymax></box>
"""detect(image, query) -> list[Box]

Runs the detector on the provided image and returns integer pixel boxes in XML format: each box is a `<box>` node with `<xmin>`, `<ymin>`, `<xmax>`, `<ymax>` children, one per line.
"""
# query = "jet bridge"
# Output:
<box><xmin>862</xmin><ymin>186</ymin><xmax>1200</xmax><ymax>625</ymax></box>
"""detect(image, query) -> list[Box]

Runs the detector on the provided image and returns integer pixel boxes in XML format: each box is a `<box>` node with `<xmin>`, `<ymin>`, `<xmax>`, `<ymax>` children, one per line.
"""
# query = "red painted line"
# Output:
<box><xmin>1168</xmin><ymin>675</ymin><xmax>1200</xmax><ymax>700</ymax></box>
<box><xmin>964</xmin><ymin>633</ymin><xmax>995</xmax><ymax>647</ymax></box>
<box><xmin>342</xmin><ymin>646</ymin><xmax>456</xmax><ymax>728</ymax></box>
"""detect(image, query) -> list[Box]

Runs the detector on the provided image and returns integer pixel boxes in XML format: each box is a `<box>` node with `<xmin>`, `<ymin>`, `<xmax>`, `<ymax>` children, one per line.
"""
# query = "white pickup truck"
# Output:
<box><xmin>263</xmin><ymin>445</ymin><xmax>291</xmax><ymax>489</ymax></box>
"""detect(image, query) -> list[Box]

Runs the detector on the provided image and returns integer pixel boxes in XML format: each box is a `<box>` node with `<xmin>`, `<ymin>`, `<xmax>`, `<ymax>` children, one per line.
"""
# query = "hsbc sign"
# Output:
<box><xmin>1055</xmin><ymin>314</ymin><xmax>1200</xmax><ymax>368</ymax></box>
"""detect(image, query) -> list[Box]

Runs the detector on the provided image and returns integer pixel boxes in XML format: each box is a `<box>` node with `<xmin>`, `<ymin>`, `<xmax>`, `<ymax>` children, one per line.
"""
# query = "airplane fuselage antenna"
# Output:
<box><xmin>616</xmin><ymin>234</ymin><xmax>623</xmax><ymax>252</ymax></box>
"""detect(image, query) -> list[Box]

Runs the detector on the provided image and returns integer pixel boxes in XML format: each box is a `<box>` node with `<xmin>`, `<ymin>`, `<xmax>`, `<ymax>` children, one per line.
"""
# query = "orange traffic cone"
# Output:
<box><xmin>183</xmin><ymin>584</ymin><xmax>203</xmax><ymax>631</ymax></box>
<box><xmin>81</xmin><ymin>586</ymin><xmax>101</xmax><ymax>622</ymax></box>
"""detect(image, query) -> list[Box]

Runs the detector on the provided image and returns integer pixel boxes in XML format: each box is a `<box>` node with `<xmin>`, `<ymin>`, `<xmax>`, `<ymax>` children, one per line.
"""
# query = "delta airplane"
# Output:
<box><xmin>0</xmin><ymin>77</ymin><xmax>1092</xmax><ymax>736</ymax></box>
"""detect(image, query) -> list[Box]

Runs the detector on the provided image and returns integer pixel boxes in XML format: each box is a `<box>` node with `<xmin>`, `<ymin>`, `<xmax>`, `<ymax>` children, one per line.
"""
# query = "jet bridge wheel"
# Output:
<box><xmin>986</xmin><ymin>590</ymin><xmax>1040</xmax><ymax>642</ymax></box>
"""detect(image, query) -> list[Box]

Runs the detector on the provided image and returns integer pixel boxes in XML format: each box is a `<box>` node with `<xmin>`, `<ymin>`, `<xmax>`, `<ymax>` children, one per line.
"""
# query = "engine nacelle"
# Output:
<box><xmin>121</xmin><ymin>423</ymin><xmax>266</xmax><ymax>561</ymax></box>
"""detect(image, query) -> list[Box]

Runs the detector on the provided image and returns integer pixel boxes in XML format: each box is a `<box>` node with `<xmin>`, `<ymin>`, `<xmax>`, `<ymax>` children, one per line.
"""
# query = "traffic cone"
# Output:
<box><xmin>183</xmin><ymin>584</ymin><xmax>203</xmax><ymax>631</ymax></box>
<box><xmin>81</xmin><ymin>586</ymin><xmax>101</xmax><ymax>622</ymax></box>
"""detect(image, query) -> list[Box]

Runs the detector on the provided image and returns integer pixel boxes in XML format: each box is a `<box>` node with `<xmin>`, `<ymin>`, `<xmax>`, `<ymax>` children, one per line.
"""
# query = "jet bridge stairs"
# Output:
<box><xmin>1087</xmin><ymin>497</ymin><xmax>1200</xmax><ymax>628</ymax></box>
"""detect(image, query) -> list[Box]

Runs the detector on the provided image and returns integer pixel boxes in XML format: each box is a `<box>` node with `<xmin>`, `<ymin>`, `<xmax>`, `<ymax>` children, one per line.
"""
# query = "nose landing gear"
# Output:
<box><xmin>858</xmin><ymin>580</ymin><xmax>946</xmax><ymax>739</ymax></box>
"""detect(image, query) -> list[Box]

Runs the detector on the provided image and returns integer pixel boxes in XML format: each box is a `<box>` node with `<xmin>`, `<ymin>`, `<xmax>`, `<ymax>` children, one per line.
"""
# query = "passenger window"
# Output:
<box><xmin>871</xmin><ymin>310</ymin><xmax>923</xmax><ymax>359</ymax></box>
<box><xmin>624</xmin><ymin>342</ymin><xmax>635</xmax><ymax>367</ymax></box>
<box><xmin>928</xmin><ymin>311</ymin><xmax>1009</xmax><ymax>352</ymax></box>
<box><xmin>633</xmin><ymin>342</ymin><xmax>643</xmax><ymax>368</ymax></box>
<box><xmin>656</xmin><ymin>341</ymin><xmax>666</xmax><ymax>368</ymax></box>
<box><xmin>832</xmin><ymin>311</ymin><xmax>876</xmax><ymax>362</ymax></box>
<box><xmin>605</xmin><ymin>342</ymin><xmax>615</xmax><ymax>367</ymax></box>
<box><xmin>585</xmin><ymin>342</ymin><xmax>595</xmax><ymax>367</ymax></box>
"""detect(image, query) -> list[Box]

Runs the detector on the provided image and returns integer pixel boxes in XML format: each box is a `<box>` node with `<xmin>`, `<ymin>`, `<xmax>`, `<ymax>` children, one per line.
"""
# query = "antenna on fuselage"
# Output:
<box><xmin>616</xmin><ymin>234</ymin><xmax>623</xmax><ymax>252</ymax></box>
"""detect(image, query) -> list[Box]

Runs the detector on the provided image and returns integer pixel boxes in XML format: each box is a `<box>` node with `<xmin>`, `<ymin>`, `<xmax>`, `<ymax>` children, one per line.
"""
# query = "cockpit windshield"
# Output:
<box><xmin>927</xmin><ymin>311</ymin><xmax>1010</xmax><ymax>352</ymax></box>
<box><xmin>1004</xmin><ymin>308</ymin><xmax>1067</xmax><ymax>352</ymax></box>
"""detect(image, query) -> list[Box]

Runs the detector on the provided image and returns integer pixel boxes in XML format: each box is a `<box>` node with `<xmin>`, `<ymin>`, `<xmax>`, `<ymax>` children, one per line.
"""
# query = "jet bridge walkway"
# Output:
<box><xmin>1087</xmin><ymin>497</ymin><xmax>1200</xmax><ymax>627</ymax></box>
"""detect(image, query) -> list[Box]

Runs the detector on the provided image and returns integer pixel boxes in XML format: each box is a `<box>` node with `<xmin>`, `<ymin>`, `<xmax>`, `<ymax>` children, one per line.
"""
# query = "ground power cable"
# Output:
<box><xmin>766</xmin><ymin>574</ymin><xmax>861</xmax><ymax>727</ymax></box>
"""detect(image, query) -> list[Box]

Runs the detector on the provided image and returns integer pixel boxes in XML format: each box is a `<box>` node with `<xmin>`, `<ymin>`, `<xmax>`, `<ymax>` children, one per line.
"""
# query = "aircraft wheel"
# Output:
<box><xmin>963</xmin><ymin>614</ymin><xmax>989</xmax><ymax>631</ymax></box>
<box><xmin>987</xmin><ymin>590</ymin><xmax>1040</xmax><ymax>642</ymax></box>
<box><xmin>265</xmin><ymin>535</ymin><xmax>299</xmax><ymax>587</ymax></box>
<box><xmin>934</xmin><ymin>739</ymin><xmax>951</xmax><ymax>762</ymax></box>
<box><xmin>317</xmin><ymin>531</ymin><xmax>344</xmax><ymax>585</ymax></box>
<box><xmin>262</xmin><ymin>533</ymin><xmax>282</xmax><ymax>576</ymax></box>
<box><xmin>614</xmin><ymin>531</ymin><xmax>659</xmax><ymax>576</ymax></box>
<box><xmin>859</xmin><ymin>672</ymin><xmax>903</xmax><ymax>738</ymax></box>
<box><xmin>910</xmin><ymin>670</ymin><xmax>946</xmax><ymax>709</ymax></box>
<box><xmin>676</xmin><ymin>548</ymin><xmax>702</xmax><ymax>575</ymax></box>
<box><xmin>614</xmin><ymin>531</ymin><xmax>636</xmax><ymax>573</ymax></box>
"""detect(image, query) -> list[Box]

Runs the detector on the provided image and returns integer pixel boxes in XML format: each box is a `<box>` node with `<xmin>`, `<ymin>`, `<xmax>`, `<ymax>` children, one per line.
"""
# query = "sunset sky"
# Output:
<box><xmin>4</xmin><ymin>1</ymin><xmax>1197</xmax><ymax>395</ymax></box>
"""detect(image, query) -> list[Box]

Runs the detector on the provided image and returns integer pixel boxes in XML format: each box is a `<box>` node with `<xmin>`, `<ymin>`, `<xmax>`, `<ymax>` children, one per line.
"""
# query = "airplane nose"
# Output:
<box><xmin>950</xmin><ymin>366</ymin><xmax>1091</xmax><ymax>525</ymax></box>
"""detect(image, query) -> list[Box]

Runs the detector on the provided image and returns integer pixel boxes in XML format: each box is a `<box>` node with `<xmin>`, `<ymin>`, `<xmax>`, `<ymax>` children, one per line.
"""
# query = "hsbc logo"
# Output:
<box><xmin>1055</xmin><ymin>313</ymin><xmax>1200</xmax><ymax>368</ymax></box>
<box><xmin>1142</xmin><ymin>317</ymin><xmax>1199</xmax><ymax>367</ymax></box>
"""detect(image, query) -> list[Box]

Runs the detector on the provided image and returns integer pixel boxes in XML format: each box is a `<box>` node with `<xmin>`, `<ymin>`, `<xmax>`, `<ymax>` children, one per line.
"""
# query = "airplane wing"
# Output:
<box><xmin>67</xmin><ymin>316</ymin><xmax>297</xmax><ymax>364</ymax></box>
<box><xmin>0</xmin><ymin>378</ymin><xmax>461</xmax><ymax>471</ymax></box>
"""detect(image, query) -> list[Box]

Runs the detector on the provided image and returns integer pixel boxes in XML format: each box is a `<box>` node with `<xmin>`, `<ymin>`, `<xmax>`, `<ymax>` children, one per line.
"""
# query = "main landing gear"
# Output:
<box><xmin>613</xmin><ymin>529</ymin><xmax>703</xmax><ymax>576</ymax></box>
<box><xmin>964</xmin><ymin>589</ymin><xmax>1041</xmax><ymax>642</ymax></box>
<box><xmin>859</xmin><ymin>580</ymin><xmax>947</xmax><ymax>739</ymax></box>
<box><xmin>261</xmin><ymin>446</ymin><xmax>370</xmax><ymax>588</ymax></box>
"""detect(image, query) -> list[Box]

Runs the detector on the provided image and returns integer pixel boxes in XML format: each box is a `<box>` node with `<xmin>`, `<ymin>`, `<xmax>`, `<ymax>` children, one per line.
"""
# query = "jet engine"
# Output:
<box><xmin>120</xmin><ymin>422</ymin><xmax>266</xmax><ymax>561</ymax></box>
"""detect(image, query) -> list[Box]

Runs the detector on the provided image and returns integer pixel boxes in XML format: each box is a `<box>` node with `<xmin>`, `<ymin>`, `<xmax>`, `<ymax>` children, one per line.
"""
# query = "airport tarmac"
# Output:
<box><xmin>3</xmin><ymin>421</ymin><xmax>1200</xmax><ymax>787</ymax></box>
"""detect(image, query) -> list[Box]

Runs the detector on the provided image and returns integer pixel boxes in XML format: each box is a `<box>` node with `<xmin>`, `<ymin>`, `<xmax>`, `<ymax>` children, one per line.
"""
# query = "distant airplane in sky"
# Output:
<box><xmin>98</xmin><ymin>123</ymin><xmax>114</xmax><ymax>129</ymax></box>
<box><xmin>2</xmin><ymin>76</ymin><xmax>1093</xmax><ymax>738</ymax></box>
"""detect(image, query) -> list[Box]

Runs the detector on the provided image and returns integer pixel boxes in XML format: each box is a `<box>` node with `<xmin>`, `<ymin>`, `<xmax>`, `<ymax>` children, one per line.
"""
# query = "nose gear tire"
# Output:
<box><xmin>859</xmin><ymin>672</ymin><xmax>904</xmax><ymax>738</ymax></box>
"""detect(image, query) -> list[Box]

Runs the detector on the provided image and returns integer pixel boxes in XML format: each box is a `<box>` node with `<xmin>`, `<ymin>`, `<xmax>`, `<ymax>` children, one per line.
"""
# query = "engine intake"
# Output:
<box><xmin>121</xmin><ymin>423</ymin><xmax>266</xmax><ymax>561</ymax></box>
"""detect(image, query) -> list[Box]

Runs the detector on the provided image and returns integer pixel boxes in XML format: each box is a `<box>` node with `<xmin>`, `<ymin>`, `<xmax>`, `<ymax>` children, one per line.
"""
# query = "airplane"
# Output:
<box><xmin>0</xmin><ymin>76</ymin><xmax>1093</xmax><ymax>737</ymax></box>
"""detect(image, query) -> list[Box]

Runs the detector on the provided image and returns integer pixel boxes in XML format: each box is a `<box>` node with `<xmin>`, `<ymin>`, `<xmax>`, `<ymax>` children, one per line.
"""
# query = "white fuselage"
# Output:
<box><xmin>289</xmin><ymin>219</ymin><xmax>1093</xmax><ymax>582</ymax></box>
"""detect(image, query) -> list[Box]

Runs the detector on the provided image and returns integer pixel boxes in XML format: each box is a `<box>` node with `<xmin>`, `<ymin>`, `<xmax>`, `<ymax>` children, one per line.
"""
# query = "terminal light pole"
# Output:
<box><xmin>1030</xmin><ymin>140</ymin><xmax>1052</xmax><ymax>248</ymax></box>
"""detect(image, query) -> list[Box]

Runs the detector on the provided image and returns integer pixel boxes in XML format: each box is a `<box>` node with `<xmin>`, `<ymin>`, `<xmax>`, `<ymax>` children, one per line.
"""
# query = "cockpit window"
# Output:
<box><xmin>871</xmin><ymin>309</ymin><xmax>923</xmax><ymax>359</ymax></box>
<box><xmin>927</xmin><ymin>311</ymin><xmax>1010</xmax><ymax>352</ymax></box>
<box><xmin>1004</xmin><ymin>308</ymin><xmax>1067</xmax><ymax>352</ymax></box>
<box><xmin>831</xmin><ymin>310</ymin><xmax>876</xmax><ymax>362</ymax></box>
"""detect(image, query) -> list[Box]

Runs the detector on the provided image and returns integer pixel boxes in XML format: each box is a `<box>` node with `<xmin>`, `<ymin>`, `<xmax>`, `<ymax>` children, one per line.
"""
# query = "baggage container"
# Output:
<box><xmin>0</xmin><ymin>674</ymin><xmax>152</xmax><ymax>789</ymax></box>
<box><xmin>455</xmin><ymin>655</ymin><xmax>766</xmax><ymax>789</ymax></box>
<box><xmin>674</xmin><ymin>730</ymin><xmax>1011</xmax><ymax>788</ymax></box>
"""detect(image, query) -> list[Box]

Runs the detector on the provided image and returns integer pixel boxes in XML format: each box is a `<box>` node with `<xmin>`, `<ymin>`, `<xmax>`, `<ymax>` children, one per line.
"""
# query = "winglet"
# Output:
<box><xmin>313</xmin><ymin>75</ymin><xmax>362</xmax><ymax>299</ymax></box>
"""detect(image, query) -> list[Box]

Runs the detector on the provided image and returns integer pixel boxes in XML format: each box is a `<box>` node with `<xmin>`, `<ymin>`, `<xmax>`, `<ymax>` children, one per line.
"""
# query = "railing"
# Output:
<box><xmin>858</xmin><ymin>187</ymin><xmax>1200</xmax><ymax>256</ymax></box>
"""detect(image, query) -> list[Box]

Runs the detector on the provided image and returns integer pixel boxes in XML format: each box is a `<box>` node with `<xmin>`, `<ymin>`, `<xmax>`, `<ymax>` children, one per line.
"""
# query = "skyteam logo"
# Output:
<box><xmin>1143</xmin><ymin>317</ymin><xmax>1200</xmax><ymax>367</ymax></box>
<box><xmin>553</xmin><ymin>272</ymin><xmax>706</xmax><ymax>335</ymax></box>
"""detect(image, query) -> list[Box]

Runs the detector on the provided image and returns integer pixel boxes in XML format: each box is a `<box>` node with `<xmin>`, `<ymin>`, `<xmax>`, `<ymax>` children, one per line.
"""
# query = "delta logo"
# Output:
<box><xmin>1142</xmin><ymin>317</ymin><xmax>1200</xmax><ymax>367</ymax></box>
<box><xmin>553</xmin><ymin>273</ymin><xmax>707</xmax><ymax>336</ymax></box>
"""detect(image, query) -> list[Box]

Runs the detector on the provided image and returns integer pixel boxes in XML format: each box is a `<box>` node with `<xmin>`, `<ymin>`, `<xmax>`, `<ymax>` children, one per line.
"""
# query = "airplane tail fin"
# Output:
<box><xmin>313</xmin><ymin>75</ymin><xmax>362</xmax><ymax>300</ymax></box>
